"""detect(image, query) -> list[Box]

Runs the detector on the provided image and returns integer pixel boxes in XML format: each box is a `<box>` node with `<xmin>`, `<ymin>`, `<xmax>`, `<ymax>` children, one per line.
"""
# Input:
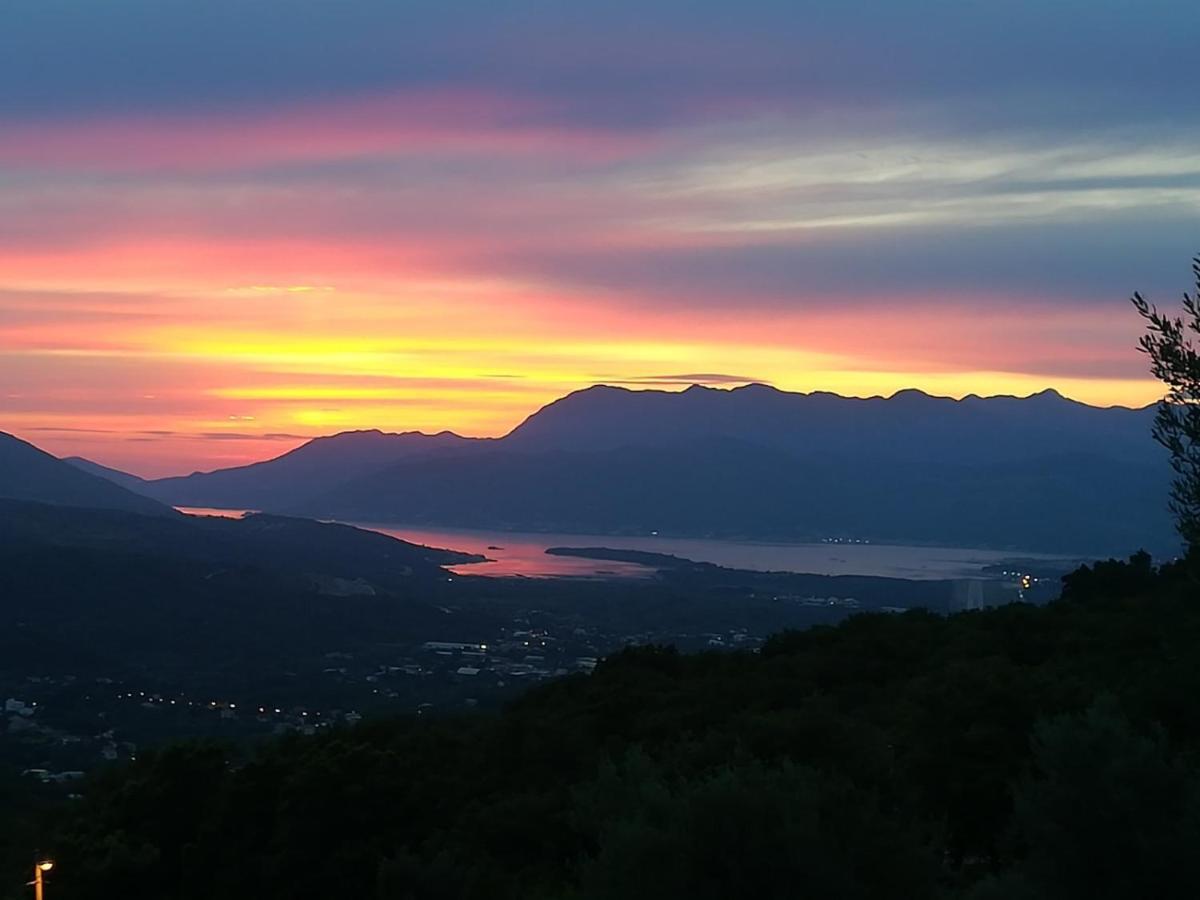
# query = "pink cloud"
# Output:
<box><xmin>0</xmin><ymin>89</ymin><xmax>661</xmax><ymax>174</ymax></box>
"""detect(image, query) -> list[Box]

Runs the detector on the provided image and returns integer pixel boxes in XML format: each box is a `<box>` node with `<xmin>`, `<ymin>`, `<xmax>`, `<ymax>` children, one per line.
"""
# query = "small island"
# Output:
<box><xmin>545</xmin><ymin>546</ymin><xmax>704</xmax><ymax>570</ymax></box>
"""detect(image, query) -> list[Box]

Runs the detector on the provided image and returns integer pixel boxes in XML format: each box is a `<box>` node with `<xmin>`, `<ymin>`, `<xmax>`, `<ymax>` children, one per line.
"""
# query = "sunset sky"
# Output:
<box><xmin>3</xmin><ymin>0</ymin><xmax>1197</xmax><ymax>476</ymax></box>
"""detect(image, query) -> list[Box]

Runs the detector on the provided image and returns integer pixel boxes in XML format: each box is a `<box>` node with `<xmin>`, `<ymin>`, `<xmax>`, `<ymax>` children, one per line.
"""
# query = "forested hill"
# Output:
<box><xmin>19</xmin><ymin>552</ymin><xmax>1200</xmax><ymax>900</ymax></box>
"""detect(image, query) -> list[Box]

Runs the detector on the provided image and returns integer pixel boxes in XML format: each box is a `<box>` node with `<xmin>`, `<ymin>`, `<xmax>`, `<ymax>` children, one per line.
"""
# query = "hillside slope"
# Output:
<box><xmin>0</xmin><ymin>432</ymin><xmax>175</xmax><ymax>517</ymax></box>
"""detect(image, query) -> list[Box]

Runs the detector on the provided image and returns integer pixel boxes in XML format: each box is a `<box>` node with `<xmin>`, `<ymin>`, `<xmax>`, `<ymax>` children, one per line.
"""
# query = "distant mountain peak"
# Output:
<box><xmin>731</xmin><ymin>382</ymin><xmax>779</xmax><ymax>394</ymax></box>
<box><xmin>307</xmin><ymin>428</ymin><xmax>475</xmax><ymax>447</ymax></box>
<box><xmin>325</xmin><ymin>428</ymin><xmax>412</xmax><ymax>440</ymax></box>
<box><xmin>888</xmin><ymin>388</ymin><xmax>941</xmax><ymax>402</ymax></box>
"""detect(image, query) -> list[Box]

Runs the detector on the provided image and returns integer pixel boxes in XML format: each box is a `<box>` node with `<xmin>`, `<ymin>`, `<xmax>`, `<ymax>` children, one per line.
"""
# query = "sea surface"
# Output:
<box><xmin>178</xmin><ymin>508</ymin><xmax>1080</xmax><ymax>580</ymax></box>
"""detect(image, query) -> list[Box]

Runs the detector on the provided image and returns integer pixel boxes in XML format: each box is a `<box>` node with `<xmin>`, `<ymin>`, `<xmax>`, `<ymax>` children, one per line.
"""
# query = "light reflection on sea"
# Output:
<box><xmin>177</xmin><ymin>508</ymin><xmax>1078</xmax><ymax>580</ymax></box>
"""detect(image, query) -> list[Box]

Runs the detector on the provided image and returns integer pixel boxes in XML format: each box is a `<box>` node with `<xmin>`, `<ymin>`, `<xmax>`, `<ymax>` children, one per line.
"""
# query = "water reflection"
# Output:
<box><xmin>177</xmin><ymin>508</ymin><xmax>1075</xmax><ymax>580</ymax></box>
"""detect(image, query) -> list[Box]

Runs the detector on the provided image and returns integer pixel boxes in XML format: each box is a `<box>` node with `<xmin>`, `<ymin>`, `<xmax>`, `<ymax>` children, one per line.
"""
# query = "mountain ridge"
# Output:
<box><xmin>499</xmin><ymin>383</ymin><xmax>1159</xmax><ymax>461</ymax></box>
<box><xmin>138</xmin><ymin>428</ymin><xmax>488</xmax><ymax>510</ymax></box>
<box><xmin>38</xmin><ymin>383</ymin><xmax>1171</xmax><ymax>554</ymax></box>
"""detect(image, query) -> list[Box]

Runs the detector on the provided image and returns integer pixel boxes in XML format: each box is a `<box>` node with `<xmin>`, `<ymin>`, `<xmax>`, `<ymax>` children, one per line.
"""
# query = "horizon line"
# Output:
<box><xmin>10</xmin><ymin>380</ymin><xmax>1162</xmax><ymax>481</ymax></box>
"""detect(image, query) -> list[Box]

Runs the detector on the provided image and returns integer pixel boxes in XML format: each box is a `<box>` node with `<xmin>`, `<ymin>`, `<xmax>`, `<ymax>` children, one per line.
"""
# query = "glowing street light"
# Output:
<box><xmin>31</xmin><ymin>860</ymin><xmax>53</xmax><ymax>900</ymax></box>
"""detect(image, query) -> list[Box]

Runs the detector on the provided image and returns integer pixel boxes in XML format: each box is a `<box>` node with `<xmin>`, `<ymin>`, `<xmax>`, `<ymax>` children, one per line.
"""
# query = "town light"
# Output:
<box><xmin>32</xmin><ymin>859</ymin><xmax>54</xmax><ymax>900</ymax></box>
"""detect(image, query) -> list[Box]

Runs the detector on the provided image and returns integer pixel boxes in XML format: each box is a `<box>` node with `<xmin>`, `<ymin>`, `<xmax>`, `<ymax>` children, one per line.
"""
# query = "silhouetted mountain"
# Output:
<box><xmin>65</xmin><ymin>456</ymin><xmax>153</xmax><ymax>492</ymax></box>
<box><xmin>505</xmin><ymin>384</ymin><xmax>1160</xmax><ymax>463</ymax></box>
<box><xmin>85</xmin><ymin>385</ymin><xmax>1172</xmax><ymax>553</ymax></box>
<box><xmin>0</xmin><ymin>431</ymin><xmax>174</xmax><ymax>517</ymax></box>
<box><xmin>304</xmin><ymin>440</ymin><xmax>1172</xmax><ymax>554</ymax></box>
<box><xmin>140</xmin><ymin>429</ymin><xmax>484</xmax><ymax>510</ymax></box>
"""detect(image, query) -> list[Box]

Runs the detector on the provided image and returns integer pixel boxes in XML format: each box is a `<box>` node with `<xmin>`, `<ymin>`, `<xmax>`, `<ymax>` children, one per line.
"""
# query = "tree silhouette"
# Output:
<box><xmin>1132</xmin><ymin>256</ymin><xmax>1200</xmax><ymax>550</ymax></box>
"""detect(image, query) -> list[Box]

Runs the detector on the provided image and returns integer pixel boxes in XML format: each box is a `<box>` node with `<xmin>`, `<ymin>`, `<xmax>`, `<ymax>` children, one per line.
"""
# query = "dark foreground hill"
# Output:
<box><xmin>0</xmin><ymin>499</ymin><xmax>479</xmax><ymax>582</ymax></box>
<box><xmin>0</xmin><ymin>500</ymin><xmax>486</xmax><ymax>683</ymax></box>
<box><xmin>78</xmin><ymin>385</ymin><xmax>1174</xmax><ymax>554</ymax></box>
<box><xmin>19</xmin><ymin>552</ymin><xmax>1200</xmax><ymax>900</ymax></box>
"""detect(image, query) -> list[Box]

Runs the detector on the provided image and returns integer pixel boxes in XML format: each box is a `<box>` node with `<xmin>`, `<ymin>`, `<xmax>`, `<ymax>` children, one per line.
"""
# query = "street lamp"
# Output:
<box><xmin>31</xmin><ymin>860</ymin><xmax>53</xmax><ymax>900</ymax></box>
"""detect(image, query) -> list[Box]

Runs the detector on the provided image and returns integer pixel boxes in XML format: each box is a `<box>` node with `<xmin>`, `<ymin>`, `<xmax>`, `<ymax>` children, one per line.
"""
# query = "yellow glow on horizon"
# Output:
<box><xmin>198</xmin><ymin>366</ymin><xmax>1167</xmax><ymax>410</ymax></box>
<box><xmin>1</xmin><ymin>246</ymin><xmax>1164</xmax><ymax>477</ymax></box>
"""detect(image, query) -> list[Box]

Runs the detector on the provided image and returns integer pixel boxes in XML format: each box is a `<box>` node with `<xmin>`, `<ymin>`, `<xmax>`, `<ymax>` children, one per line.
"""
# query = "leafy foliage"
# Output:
<box><xmin>971</xmin><ymin>697</ymin><xmax>1200</xmax><ymax>900</ymax></box>
<box><xmin>1132</xmin><ymin>256</ymin><xmax>1200</xmax><ymax>548</ymax></box>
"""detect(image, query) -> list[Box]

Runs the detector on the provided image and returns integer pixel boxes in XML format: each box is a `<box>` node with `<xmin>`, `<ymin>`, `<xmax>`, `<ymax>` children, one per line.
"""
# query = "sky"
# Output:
<box><xmin>2</xmin><ymin>0</ymin><xmax>1198</xmax><ymax>476</ymax></box>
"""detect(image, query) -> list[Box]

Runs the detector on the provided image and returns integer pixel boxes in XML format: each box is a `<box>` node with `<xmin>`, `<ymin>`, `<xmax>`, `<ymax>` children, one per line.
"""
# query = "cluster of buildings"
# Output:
<box><xmin>419</xmin><ymin>629</ymin><xmax>600</xmax><ymax>685</ymax></box>
<box><xmin>4</xmin><ymin>689</ymin><xmax>132</xmax><ymax>780</ymax></box>
<box><xmin>2</xmin><ymin>611</ymin><xmax>778</xmax><ymax>781</ymax></box>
